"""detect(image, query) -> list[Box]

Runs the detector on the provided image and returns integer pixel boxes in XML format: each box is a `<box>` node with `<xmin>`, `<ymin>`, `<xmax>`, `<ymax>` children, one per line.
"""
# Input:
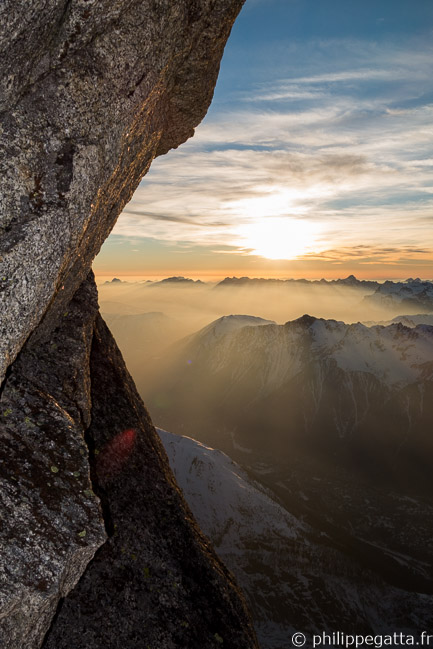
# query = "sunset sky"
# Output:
<box><xmin>94</xmin><ymin>0</ymin><xmax>433</xmax><ymax>281</ymax></box>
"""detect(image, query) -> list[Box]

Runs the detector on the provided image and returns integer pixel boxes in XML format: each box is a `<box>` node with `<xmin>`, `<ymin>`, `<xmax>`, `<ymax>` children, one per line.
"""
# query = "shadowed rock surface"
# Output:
<box><xmin>43</xmin><ymin>303</ymin><xmax>258</xmax><ymax>649</ymax></box>
<box><xmin>1</xmin><ymin>1</ymin><xmax>259</xmax><ymax>647</ymax></box>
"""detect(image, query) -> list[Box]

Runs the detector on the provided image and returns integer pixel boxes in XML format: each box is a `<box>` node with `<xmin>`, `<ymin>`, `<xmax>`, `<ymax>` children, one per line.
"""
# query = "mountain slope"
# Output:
<box><xmin>192</xmin><ymin>314</ymin><xmax>276</xmax><ymax>342</ymax></box>
<box><xmin>147</xmin><ymin>313</ymin><xmax>433</xmax><ymax>594</ymax></box>
<box><xmin>158</xmin><ymin>429</ymin><xmax>433</xmax><ymax>648</ymax></box>
<box><xmin>148</xmin><ymin>314</ymin><xmax>433</xmax><ymax>489</ymax></box>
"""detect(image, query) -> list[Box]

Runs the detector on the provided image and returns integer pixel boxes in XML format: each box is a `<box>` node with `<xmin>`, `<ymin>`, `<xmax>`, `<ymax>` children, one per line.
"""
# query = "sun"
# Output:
<box><xmin>238</xmin><ymin>216</ymin><xmax>319</xmax><ymax>260</ymax></box>
<box><xmin>224</xmin><ymin>187</ymin><xmax>323</xmax><ymax>260</ymax></box>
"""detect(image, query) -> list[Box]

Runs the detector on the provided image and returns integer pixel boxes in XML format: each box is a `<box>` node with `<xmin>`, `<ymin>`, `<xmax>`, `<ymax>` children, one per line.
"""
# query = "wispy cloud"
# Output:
<box><xmin>111</xmin><ymin>38</ymin><xmax>433</xmax><ymax>269</ymax></box>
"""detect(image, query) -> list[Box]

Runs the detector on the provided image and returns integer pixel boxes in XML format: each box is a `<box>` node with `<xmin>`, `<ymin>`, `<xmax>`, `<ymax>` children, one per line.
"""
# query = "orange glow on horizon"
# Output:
<box><xmin>93</xmin><ymin>267</ymin><xmax>433</xmax><ymax>283</ymax></box>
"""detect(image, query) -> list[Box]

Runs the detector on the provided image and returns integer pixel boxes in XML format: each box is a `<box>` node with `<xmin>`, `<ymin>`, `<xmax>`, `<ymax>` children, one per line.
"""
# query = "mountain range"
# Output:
<box><xmin>144</xmin><ymin>313</ymin><xmax>433</xmax><ymax>614</ymax></box>
<box><xmin>148</xmin><ymin>313</ymin><xmax>433</xmax><ymax>491</ymax></box>
<box><xmin>215</xmin><ymin>274</ymin><xmax>380</xmax><ymax>290</ymax></box>
<box><xmin>364</xmin><ymin>279</ymin><xmax>433</xmax><ymax>313</ymax></box>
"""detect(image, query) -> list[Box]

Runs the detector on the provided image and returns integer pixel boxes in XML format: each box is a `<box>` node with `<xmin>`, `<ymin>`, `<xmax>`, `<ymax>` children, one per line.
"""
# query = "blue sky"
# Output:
<box><xmin>95</xmin><ymin>0</ymin><xmax>433</xmax><ymax>280</ymax></box>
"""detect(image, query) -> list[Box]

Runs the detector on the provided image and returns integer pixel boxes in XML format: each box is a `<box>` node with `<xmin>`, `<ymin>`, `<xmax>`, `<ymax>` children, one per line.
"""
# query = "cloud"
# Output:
<box><xmin>110</xmin><ymin>37</ymin><xmax>433</xmax><ymax>270</ymax></box>
<box><xmin>307</xmin><ymin>245</ymin><xmax>432</xmax><ymax>262</ymax></box>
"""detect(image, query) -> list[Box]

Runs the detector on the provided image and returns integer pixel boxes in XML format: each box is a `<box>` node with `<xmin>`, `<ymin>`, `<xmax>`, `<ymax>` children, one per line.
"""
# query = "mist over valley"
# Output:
<box><xmin>98</xmin><ymin>275</ymin><xmax>433</xmax><ymax>645</ymax></box>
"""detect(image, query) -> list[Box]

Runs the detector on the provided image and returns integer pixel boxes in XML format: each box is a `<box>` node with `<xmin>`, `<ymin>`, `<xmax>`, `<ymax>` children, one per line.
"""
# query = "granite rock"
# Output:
<box><xmin>0</xmin><ymin>276</ymin><xmax>106</xmax><ymax>649</ymax></box>
<box><xmin>0</xmin><ymin>2</ymin><xmax>260</xmax><ymax>646</ymax></box>
<box><xmin>43</xmin><ymin>307</ymin><xmax>259</xmax><ymax>649</ymax></box>
<box><xmin>0</xmin><ymin>0</ymin><xmax>244</xmax><ymax>383</ymax></box>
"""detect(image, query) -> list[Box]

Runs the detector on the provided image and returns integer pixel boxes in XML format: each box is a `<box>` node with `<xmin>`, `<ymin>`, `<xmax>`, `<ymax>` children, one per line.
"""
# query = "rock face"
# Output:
<box><xmin>1</xmin><ymin>275</ymin><xmax>258</xmax><ymax>648</ymax></box>
<box><xmin>43</xmin><ymin>307</ymin><xmax>258</xmax><ymax>649</ymax></box>
<box><xmin>0</xmin><ymin>277</ymin><xmax>106</xmax><ymax>649</ymax></box>
<box><xmin>1</xmin><ymin>2</ymin><xmax>259</xmax><ymax>648</ymax></box>
<box><xmin>0</xmin><ymin>0</ymin><xmax>244</xmax><ymax>384</ymax></box>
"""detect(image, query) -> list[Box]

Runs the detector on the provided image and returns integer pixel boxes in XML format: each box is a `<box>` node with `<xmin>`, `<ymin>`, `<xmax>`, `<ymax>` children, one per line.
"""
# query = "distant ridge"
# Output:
<box><xmin>364</xmin><ymin>278</ymin><xmax>433</xmax><ymax>312</ymax></box>
<box><xmin>215</xmin><ymin>275</ymin><xmax>380</xmax><ymax>289</ymax></box>
<box><xmin>150</xmin><ymin>276</ymin><xmax>205</xmax><ymax>286</ymax></box>
<box><xmin>104</xmin><ymin>277</ymin><xmax>125</xmax><ymax>284</ymax></box>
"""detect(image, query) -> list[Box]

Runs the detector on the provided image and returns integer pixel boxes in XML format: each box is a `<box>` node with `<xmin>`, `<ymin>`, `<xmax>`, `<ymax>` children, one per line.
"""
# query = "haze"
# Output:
<box><xmin>98</xmin><ymin>276</ymin><xmax>423</xmax><ymax>393</ymax></box>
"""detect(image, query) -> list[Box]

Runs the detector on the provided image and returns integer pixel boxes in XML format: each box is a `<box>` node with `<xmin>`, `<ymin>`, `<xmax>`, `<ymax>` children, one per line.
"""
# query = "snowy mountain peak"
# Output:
<box><xmin>183</xmin><ymin>314</ymin><xmax>433</xmax><ymax>390</ymax></box>
<box><xmin>198</xmin><ymin>314</ymin><xmax>276</xmax><ymax>342</ymax></box>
